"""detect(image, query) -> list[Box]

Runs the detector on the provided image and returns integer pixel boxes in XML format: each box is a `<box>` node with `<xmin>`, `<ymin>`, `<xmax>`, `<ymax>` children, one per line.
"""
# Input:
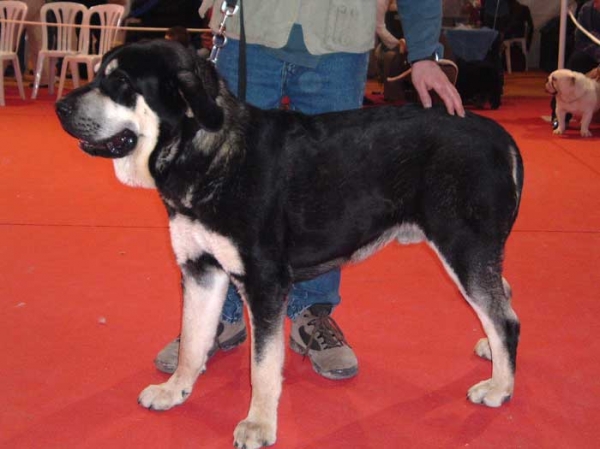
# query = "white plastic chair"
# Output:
<box><xmin>503</xmin><ymin>24</ymin><xmax>529</xmax><ymax>74</ymax></box>
<box><xmin>31</xmin><ymin>1</ymin><xmax>87</xmax><ymax>99</ymax></box>
<box><xmin>0</xmin><ymin>1</ymin><xmax>27</xmax><ymax>106</ymax></box>
<box><xmin>57</xmin><ymin>4</ymin><xmax>124</xmax><ymax>98</ymax></box>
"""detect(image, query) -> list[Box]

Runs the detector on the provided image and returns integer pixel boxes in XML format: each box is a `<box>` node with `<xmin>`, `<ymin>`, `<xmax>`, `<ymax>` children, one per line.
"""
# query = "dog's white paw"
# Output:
<box><xmin>474</xmin><ymin>338</ymin><xmax>492</xmax><ymax>360</ymax></box>
<box><xmin>467</xmin><ymin>378</ymin><xmax>512</xmax><ymax>407</ymax></box>
<box><xmin>233</xmin><ymin>419</ymin><xmax>276</xmax><ymax>449</ymax></box>
<box><xmin>553</xmin><ymin>128</ymin><xmax>564</xmax><ymax>135</ymax></box>
<box><xmin>580</xmin><ymin>129</ymin><xmax>593</xmax><ymax>138</ymax></box>
<box><xmin>138</xmin><ymin>383</ymin><xmax>192</xmax><ymax>411</ymax></box>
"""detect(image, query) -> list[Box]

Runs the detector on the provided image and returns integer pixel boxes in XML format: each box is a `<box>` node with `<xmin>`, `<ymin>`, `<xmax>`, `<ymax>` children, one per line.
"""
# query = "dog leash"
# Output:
<box><xmin>208</xmin><ymin>0</ymin><xmax>247</xmax><ymax>101</ymax></box>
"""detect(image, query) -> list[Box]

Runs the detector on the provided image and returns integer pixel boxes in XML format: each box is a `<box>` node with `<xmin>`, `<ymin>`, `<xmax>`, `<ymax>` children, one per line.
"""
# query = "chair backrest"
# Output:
<box><xmin>40</xmin><ymin>2</ymin><xmax>88</xmax><ymax>53</ymax></box>
<box><xmin>89</xmin><ymin>4</ymin><xmax>124</xmax><ymax>56</ymax></box>
<box><xmin>0</xmin><ymin>1</ymin><xmax>27</xmax><ymax>53</ymax></box>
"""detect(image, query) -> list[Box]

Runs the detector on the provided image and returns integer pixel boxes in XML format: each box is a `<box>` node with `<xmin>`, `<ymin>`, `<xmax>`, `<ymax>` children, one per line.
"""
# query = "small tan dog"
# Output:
<box><xmin>546</xmin><ymin>68</ymin><xmax>600</xmax><ymax>137</ymax></box>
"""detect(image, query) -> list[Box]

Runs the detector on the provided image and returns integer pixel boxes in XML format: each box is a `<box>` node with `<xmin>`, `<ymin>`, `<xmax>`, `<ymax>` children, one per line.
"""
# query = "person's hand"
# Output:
<box><xmin>411</xmin><ymin>60</ymin><xmax>465</xmax><ymax>117</ymax></box>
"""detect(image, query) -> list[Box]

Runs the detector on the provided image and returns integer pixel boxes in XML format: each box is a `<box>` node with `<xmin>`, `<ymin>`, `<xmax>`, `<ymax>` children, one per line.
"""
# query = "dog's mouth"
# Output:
<box><xmin>79</xmin><ymin>129</ymin><xmax>138</xmax><ymax>158</ymax></box>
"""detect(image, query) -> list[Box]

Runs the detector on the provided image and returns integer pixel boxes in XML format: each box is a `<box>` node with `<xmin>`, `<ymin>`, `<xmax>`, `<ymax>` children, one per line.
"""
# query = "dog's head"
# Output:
<box><xmin>545</xmin><ymin>69</ymin><xmax>586</xmax><ymax>101</ymax></box>
<box><xmin>55</xmin><ymin>40</ymin><xmax>224</xmax><ymax>188</ymax></box>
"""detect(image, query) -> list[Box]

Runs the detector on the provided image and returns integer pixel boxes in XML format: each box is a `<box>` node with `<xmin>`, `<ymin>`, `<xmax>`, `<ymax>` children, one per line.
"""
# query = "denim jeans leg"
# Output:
<box><xmin>286</xmin><ymin>270</ymin><xmax>342</xmax><ymax>319</ymax></box>
<box><xmin>217</xmin><ymin>39</ymin><xmax>284</xmax><ymax>109</ymax></box>
<box><xmin>285</xmin><ymin>51</ymin><xmax>369</xmax><ymax>114</ymax></box>
<box><xmin>221</xmin><ymin>283</ymin><xmax>245</xmax><ymax>323</ymax></box>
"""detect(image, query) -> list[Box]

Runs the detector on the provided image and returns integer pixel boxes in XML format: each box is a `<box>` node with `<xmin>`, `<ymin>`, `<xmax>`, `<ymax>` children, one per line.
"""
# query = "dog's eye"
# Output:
<box><xmin>99</xmin><ymin>70</ymin><xmax>137</xmax><ymax>106</ymax></box>
<box><xmin>114</xmin><ymin>73</ymin><xmax>129</xmax><ymax>85</ymax></box>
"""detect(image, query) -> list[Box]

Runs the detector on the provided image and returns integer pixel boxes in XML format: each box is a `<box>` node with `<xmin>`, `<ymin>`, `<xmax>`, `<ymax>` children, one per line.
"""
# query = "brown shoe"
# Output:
<box><xmin>289</xmin><ymin>304</ymin><xmax>358</xmax><ymax>380</ymax></box>
<box><xmin>154</xmin><ymin>320</ymin><xmax>247</xmax><ymax>374</ymax></box>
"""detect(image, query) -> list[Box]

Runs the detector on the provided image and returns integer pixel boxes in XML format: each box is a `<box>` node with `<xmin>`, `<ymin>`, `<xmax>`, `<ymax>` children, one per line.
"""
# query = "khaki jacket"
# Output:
<box><xmin>199</xmin><ymin>0</ymin><xmax>377</xmax><ymax>55</ymax></box>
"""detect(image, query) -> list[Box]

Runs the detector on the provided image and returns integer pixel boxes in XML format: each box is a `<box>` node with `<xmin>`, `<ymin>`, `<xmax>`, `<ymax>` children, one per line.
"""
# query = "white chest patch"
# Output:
<box><xmin>169</xmin><ymin>214</ymin><xmax>245</xmax><ymax>276</ymax></box>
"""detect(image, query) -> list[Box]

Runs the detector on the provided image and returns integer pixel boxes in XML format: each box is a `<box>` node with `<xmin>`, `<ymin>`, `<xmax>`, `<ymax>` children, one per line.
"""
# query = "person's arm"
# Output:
<box><xmin>396</xmin><ymin>0</ymin><xmax>442</xmax><ymax>63</ymax></box>
<box><xmin>377</xmin><ymin>0</ymin><xmax>400</xmax><ymax>49</ymax></box>
<box><xmin>396</xmin><ymin>0</ymin><xmax>465</xmax><ymax>117</ymax></box>
<box><xmin>574</xmin><ymin>4</ymin><xmax>593</xmax><ymax>48</ymax></box>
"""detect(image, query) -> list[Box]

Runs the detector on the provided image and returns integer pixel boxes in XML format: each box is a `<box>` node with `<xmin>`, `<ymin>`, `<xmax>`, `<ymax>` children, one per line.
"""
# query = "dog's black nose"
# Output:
<box><xmin>55</xmin><ymin>100</ymin><xmax>73</xmax><ymax>119</ymax></box>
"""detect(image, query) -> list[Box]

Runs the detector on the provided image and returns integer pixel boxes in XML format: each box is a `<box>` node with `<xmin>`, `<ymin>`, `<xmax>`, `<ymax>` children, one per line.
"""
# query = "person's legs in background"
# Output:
<box><xmin>218</xmin><ymin>41</ymin><xmax>366</xmax><ymax>379</ymax></box>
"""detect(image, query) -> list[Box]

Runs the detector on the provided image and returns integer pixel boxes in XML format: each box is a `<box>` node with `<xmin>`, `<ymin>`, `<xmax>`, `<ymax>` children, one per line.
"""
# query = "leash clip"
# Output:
<box><xmin>209</xmin><ymin>0</ymin><xmax>239</xmax><ymax>64</ymax></box>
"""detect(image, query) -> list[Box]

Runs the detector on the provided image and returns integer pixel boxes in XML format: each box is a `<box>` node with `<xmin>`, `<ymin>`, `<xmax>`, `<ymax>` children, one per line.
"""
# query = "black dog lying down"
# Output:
<box><xmin>56</xmin><ymin>40</ymin><xmax>523</xmax><ymax>448</ymax></box>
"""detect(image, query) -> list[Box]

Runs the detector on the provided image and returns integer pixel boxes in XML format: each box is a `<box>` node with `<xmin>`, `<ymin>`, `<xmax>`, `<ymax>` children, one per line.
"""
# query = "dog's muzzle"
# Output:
<box><xmin>545</xmin><ymin>80</ymin><xmax>558</xmax><ymax>95</ymax></box>
<box><xmin>55</xmin><ymin>98</ymin><xmax>138</xmax><ymax>158</ymax></box>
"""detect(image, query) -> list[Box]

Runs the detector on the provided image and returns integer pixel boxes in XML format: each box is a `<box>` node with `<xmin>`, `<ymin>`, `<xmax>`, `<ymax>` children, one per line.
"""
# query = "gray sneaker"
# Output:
<box><xmin>289</xmin><ymin>304</ymin><xmax>358</xmax><ymax>380</ymax></box>
<box><xmin>154</xmin><ymin>320</ymin><xmax>247</xmax><ymax>374</ymax></box>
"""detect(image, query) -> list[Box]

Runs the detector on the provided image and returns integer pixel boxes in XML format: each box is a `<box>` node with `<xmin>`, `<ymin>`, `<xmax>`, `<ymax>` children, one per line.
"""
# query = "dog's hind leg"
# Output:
<box><xmin>432</xmin><ymin>240</ymin><xmax>520</xmax><ymax>408</ymax></box>
<box><xmin>474</xmin><ymin>277</ymin><xmax>512</xmax><ymax>361</ymax></box>
<box><xmin>234</xmin><ymin>282</ymin><xmax>287</xmax><ymax>449</ymax></box>
<box><xmin>138</xmin><ymin>262</ymin><xmax>230</xmax><ymax>411</ymax></box>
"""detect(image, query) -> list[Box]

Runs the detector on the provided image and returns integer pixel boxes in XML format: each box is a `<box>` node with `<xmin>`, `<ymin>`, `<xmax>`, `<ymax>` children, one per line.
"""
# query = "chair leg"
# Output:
<box><xmin>57</xmin><ymin>58</ymin><xmax>69</xmax><ymax>99</ymax></box>
<box><xmin>505</xmin><ymin>45</ymin><xmax>512</xmax><ymax>74</ymax></box>
<box><xmin>521</xmin><ymin>41</ymin><xmax>528</xmax><ymax>72</ymax></box>
<box><xmin>71</xmin><ymin>61</ymin><xmax>80</xmax><ymax>88</ymax></box>
<box><xmin>13</xmin><ymin>57</ymin><xmax>26</xmax><ymax>100</ymax></box>
<box><xmin>87</xmin><ymin>61</ymin><xmax>94</xmax><ymax>83</ymax></box>
<box><xmin>0</xmin><ymin>67</ymin><xmax>5</xmax><ymax>107</ymax></box>
<box><xmin>48</xmin><ymin>58</ymin><xmax>56</xmax><ymax>95</ymax></box>
<box><xmin>31</xmin><ymin>54</ymin><xmax>46</xmax><ymax>99</ymax></box>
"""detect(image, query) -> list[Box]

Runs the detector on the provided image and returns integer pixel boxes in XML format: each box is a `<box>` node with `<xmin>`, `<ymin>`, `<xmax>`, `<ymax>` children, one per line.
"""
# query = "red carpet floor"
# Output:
<box><xmin>1</xmin><ymin>86</ymin><xmax>600</xmax><ymax>449</ymax></box>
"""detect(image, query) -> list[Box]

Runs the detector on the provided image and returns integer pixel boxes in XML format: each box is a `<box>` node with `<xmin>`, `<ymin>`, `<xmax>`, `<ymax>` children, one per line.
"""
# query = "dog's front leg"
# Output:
<box><xmin>138</xmin><ymin>263</ymin><xmax>229</xmax><ymax>411</ymax></box>
<box><xmin>553</xmin><ymin>106</ymin><xmax>568</xmax><ymax>135</ymax></box>
<box><xmin>233</xmin><ymin>287</ymin><xmax>286</xmax><ymax>449</ymax></box>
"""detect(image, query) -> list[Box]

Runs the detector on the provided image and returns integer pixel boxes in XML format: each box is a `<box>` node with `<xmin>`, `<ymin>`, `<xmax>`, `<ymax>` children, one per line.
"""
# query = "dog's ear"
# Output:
<box><xmin>176</xmin><ymin>67</ymin><xmax>224</xmax><ymax>132</ymax></box>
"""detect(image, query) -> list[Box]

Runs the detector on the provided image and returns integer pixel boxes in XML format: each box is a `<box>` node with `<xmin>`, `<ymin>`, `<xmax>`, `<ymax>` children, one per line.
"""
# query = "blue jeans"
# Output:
<box><xmin>216</xmin><ymin>39</ymin><xmax>369</xmax><ymax>321</ymax></box>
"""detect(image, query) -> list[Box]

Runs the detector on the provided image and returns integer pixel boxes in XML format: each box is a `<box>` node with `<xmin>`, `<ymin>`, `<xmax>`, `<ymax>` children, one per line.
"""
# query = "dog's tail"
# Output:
<box><xmin>508</xmin><ymin>143</ymin><xmax>524</xmax><ymax>225</ymax></box>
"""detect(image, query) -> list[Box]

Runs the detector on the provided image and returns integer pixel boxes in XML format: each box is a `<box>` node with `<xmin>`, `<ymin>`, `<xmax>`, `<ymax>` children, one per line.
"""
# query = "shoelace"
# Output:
<box><xmin>302</xmin><ymin>312</ymin><xmax>350</xmax><ymax>356</ymax></box>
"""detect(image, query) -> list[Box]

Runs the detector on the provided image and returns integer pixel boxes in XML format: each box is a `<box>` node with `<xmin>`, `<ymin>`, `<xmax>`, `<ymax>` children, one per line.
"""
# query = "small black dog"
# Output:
<box><xmin>56</xmin><ymin>40</ymin><xmax>523</xmax><ymax>448</ymax></box>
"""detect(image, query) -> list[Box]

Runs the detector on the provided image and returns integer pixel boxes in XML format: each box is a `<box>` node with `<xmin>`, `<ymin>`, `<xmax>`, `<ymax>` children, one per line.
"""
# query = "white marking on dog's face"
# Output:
<box><xmin>169</xmin><ymin>214</ymin><xmax>244</xmax><ymax>276</ymax></box>
<box><xmin>112</xmin><ymin>95</ymin><xmax>160</xmax><ymax>189</ymax></box>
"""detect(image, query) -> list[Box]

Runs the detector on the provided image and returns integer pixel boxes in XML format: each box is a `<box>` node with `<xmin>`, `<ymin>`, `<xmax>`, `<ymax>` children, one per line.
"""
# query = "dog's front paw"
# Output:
<box><xmin>233</xmin><ymin>419</ymin><xmax>276</xmax><ymax>449</ymax></box>
<box><xmin>473</xmin><ymin>338</ymin><xmax>492</xmax><ymax>360</ymax></box>
<box><xmin>553</xmin><ymin>128</ymin><xmax>564</xmax><ymax>135</ymax></box>
<box><xmin>467</xmin><ymin>378</ymin><xmax>512</xmax><ymax>407</ymax></box>
<box><xmin>580</xmin><ymin>129</ymin><xmax>593</xmax><ymax>138</ymax></box>
<box><xmin>138</xmin><ymin>383</ymin><xmax>192</xmax><ymax>411</ymax></box>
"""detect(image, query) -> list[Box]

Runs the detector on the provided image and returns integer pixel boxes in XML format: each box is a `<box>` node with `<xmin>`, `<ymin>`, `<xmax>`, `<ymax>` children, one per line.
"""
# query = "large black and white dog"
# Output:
<box><xmin>56</xmin><ymin>40</ymin><xmax>523</xmax><ymax>448</ymax></box>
